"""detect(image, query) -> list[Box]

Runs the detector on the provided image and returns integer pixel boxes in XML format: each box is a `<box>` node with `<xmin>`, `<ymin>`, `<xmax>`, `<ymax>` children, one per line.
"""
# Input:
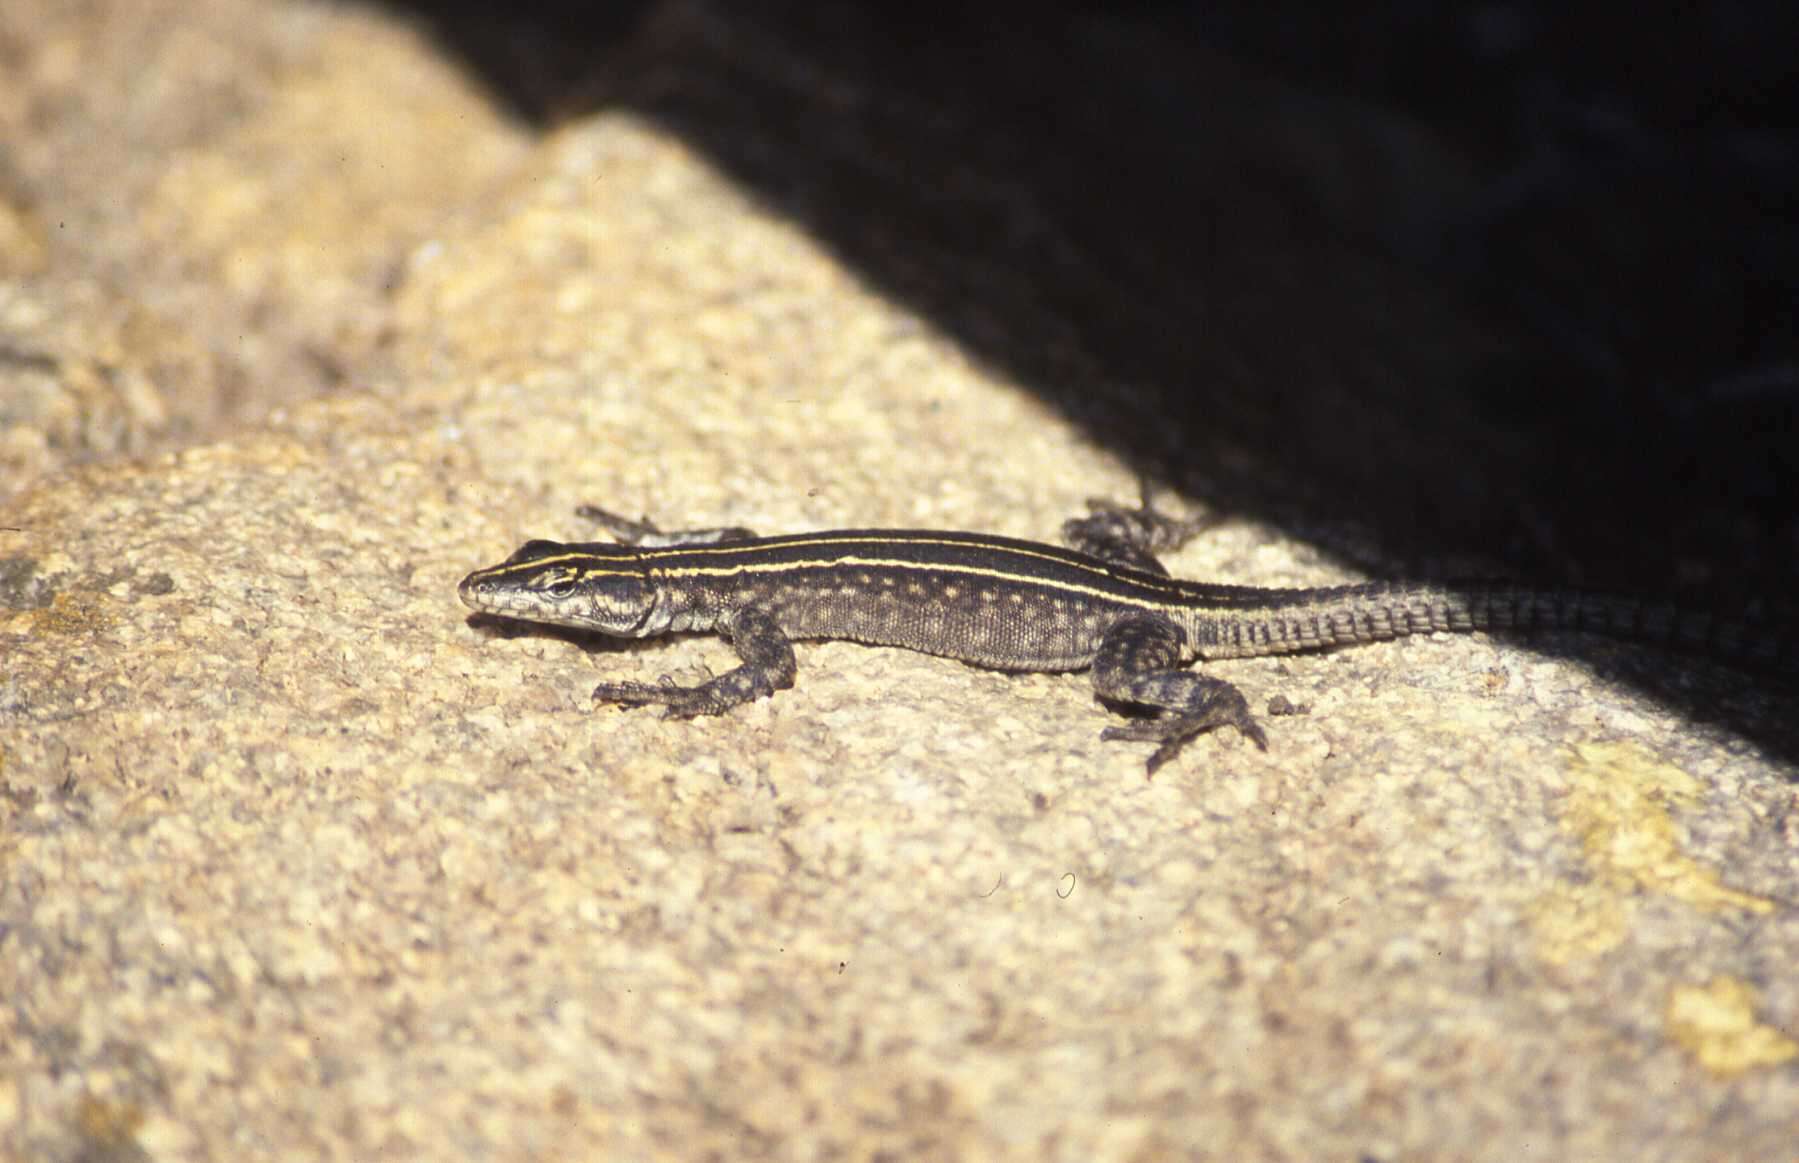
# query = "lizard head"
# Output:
<box><xmin>459</xmin><ymin>539</ymin><xmax>661</xmax><ymax>636</ymax></box>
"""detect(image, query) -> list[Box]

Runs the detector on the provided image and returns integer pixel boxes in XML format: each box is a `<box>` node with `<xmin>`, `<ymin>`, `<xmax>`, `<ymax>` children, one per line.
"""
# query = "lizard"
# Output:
<box><xmin>458</xmin><ymin>496</ymin><xmax>1791</xmax><ymax>773</ymax></box>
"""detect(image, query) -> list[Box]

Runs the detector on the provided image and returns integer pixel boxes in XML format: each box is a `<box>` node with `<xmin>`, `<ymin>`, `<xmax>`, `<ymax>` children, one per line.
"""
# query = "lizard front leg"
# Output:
<box><xmin>1091</xmin><ymin>613</ymin><xmax>1268</xmax><ymax>774</ymax></box>
<box><xmin>593</xmin><ymin>606</ymin><xmax>797</xmax><ymax>718</ymax></box>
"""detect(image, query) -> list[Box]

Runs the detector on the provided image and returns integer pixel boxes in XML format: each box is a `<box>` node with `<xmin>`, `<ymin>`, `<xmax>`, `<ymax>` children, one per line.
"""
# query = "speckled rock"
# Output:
<box><xmin>2</xmin><ymin>3</ymin><xmax>1795</xmax><ymax>1161</ymax></box>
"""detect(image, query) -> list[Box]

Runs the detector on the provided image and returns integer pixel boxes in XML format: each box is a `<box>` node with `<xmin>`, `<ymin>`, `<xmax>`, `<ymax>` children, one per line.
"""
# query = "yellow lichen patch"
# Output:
<box><xmin>1528</xmin><ymin>741</ymin><xmax>1771</xmax><ymax>965</ymax></box>
<box><xmin>1525</xmin><ymin>882</ymin><xmax>1632</xmax><ymax>963</ymax></box>
<box><xmin>1665</xmin><ymin>977</ymin><xmax>1798</xmax><ymax>1078</ymax></box>
<box><xmin>0</xmin><ymin>191</ymin><xmax>50</xmax><ymax>277</ymax></box>
<box><xmin>73</xmin><ymin>1093</ymin><xmax>147</xmax><ymax>1157</ymax></box>
<box><xmin>26</xmin><ymin>589</ymin><xmax>114</xmax><ymax>636</ymax></box>
<box><xmin>1562</xmin><ymin>741</ymin><xmax>1771</xmax><ymax>913</ymax></box>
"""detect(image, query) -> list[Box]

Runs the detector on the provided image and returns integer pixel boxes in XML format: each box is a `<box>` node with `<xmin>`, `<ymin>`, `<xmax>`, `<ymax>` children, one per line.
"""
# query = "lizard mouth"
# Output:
<box><xmin>457</xmin><ymin>571</ymin><xmax>527</xmax><ymax>617</ymax></box>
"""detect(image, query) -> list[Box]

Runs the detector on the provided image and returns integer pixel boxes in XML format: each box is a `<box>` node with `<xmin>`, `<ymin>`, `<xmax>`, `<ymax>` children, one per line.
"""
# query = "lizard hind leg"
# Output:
<box><xmin>1061</xmin><ymin>490</ymin><xmax>1216</xmax><ymax>576</ymax></box>
<box><xmin>575</xmin><ymin>504</ymin><xmax>760</xmax><ymax>548</ymax></box>
<box><xmin>1091</xmin><ymin>613</ymin><xmax>1268</xmax><ymax>775</ymax></box>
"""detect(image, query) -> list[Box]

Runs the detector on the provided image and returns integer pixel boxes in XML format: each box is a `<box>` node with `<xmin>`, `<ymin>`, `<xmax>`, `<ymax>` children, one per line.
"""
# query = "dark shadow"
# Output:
<box><xmin>412</xmin><ymin>1</ymin><xmax>1798</xmax><ymax>768</ymax></box>
<box><xmin>465</xmin><ymin>612</ymin><xmax>639</xmax><ymax>657</ymax></box>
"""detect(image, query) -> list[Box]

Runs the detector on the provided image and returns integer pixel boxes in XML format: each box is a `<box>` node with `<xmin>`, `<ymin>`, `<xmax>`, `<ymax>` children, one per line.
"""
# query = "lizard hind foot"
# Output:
<box><xmin>1062</xmin><ymin>492</ymin><xmax>1216</xmax><ymax>575</ymax></box>
<box><xmin>1102</xmin><ymin>698</ymin><xmax>1269</xmax><ymax>775</ymax></box>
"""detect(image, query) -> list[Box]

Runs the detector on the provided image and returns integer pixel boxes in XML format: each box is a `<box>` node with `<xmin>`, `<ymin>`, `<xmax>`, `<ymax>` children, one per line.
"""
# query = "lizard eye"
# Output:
<box><xmin>546</xmin><ymin>578</ymin><xmax>579</xmax><ymax>599</ymax></box>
